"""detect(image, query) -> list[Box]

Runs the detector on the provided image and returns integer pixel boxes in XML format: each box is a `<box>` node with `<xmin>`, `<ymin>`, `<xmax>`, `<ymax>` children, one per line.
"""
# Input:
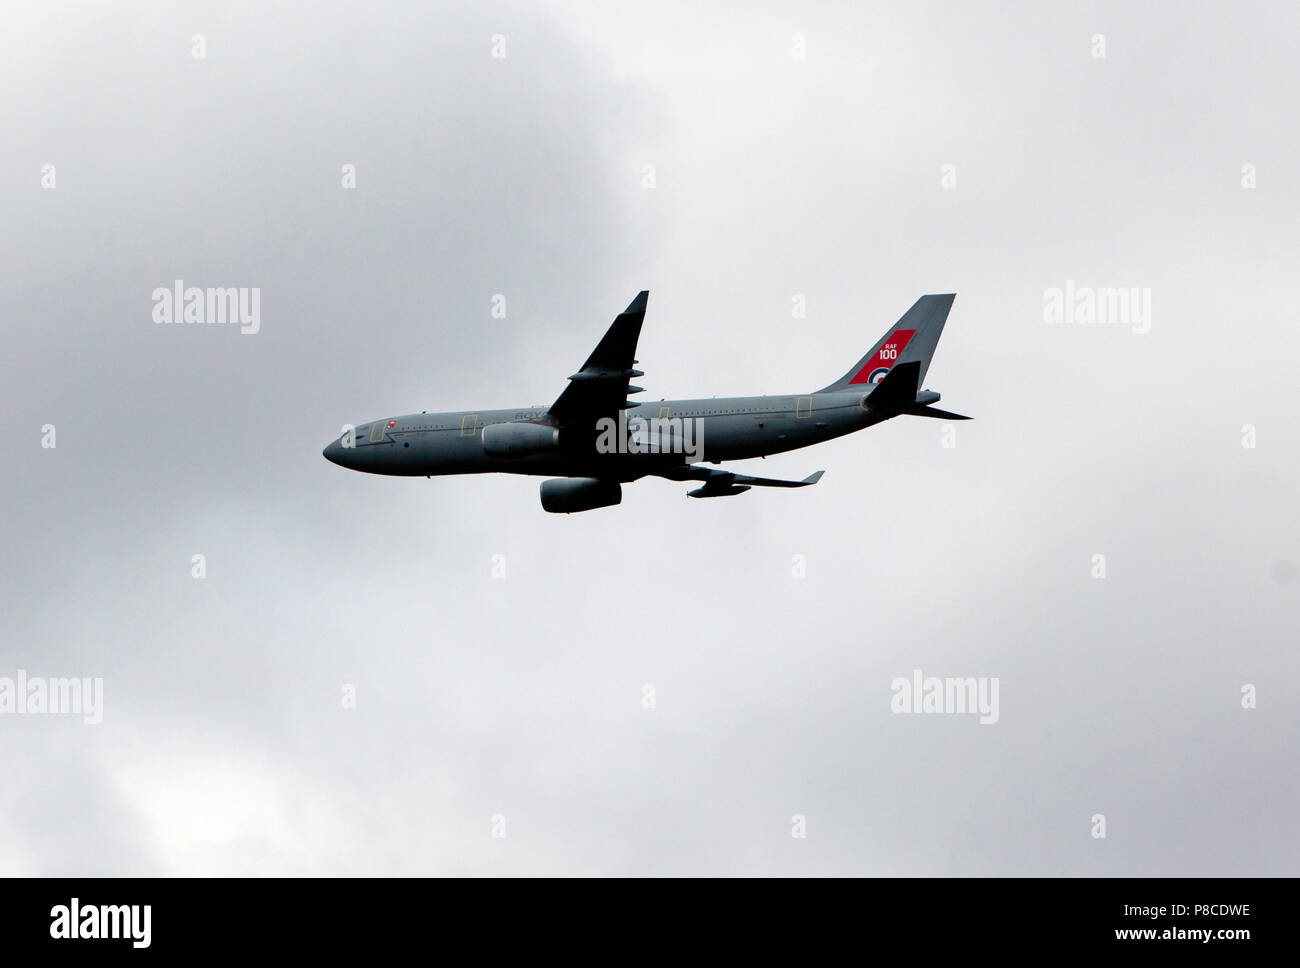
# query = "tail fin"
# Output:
<box><xmin>818</xmin><ymin>294</ymin><xmax>956</xmax><ymax>393</ymax></box>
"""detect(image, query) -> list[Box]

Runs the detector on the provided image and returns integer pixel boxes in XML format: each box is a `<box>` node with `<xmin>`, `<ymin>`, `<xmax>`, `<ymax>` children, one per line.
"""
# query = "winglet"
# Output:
<box><xmin>802</xmin><ymin>470</ymin><xmax>825</xmax><ymax>485</ymax></box>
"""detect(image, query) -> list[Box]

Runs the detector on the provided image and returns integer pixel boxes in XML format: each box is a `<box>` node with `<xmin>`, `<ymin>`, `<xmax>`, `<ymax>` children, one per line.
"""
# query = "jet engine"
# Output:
<box><xmin>539</xmin><ymin>478</ymin><xmax>622</xmax><ymax>513</ymax></box>
<box><xmin>482</xmin><ymin>421</ymin><xmax>559</xmax><ymax>458</ymax></box>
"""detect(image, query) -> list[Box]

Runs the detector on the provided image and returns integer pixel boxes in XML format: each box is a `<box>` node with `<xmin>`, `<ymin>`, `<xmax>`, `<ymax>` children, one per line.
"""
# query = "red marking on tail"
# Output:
<box><xmin>849</xmin><ymin>329</ymin><xmax>915</xmax><ymax>385</ymax></box>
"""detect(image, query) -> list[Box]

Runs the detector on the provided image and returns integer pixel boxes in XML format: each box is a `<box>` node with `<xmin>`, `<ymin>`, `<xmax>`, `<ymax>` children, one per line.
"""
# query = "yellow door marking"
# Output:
<box><xmin>795</xmin><ymin>396</ymin><xmax>812</xmax><ymax>418</ymax></box>
<box><xmin>460</xmin><ymin>414</ymin><xmax>479</xmax><ymax>437</ymax></box>
<box><xmin>658</xmin><ymin>405</ymin><xmax>670</xmax><ymax>420</ymax></box>
<box><xmin>369</xmin><ymin>421</ymin><xmax>386</xmax><ymax>442</ymax></box>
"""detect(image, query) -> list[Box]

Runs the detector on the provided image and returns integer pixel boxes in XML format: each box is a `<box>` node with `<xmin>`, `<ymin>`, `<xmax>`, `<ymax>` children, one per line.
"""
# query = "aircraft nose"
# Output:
<box><xmin>323</xmin><ymin>438</ymin><xmax>345</xmax><ymax>465</ymax></box>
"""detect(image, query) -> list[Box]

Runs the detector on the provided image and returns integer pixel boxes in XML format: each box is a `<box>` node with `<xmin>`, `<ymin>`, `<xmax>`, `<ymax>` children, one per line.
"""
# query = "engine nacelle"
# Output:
<box><xmin>482</xmin><ymin>421</ymin><xmax>559</xmax><ymax>458</ymax></box>
<box><xmin>540</xmin><ymin>478</ymin><xmax>622</xmax><ymax>514</ymax></box>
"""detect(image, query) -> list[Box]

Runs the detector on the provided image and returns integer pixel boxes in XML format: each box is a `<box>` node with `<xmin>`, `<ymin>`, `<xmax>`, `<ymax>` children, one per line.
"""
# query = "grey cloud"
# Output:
<box><xmin>1</xmin><ymin>0</ymin><xmax>1296</xmax><ymax>874</ymax></box>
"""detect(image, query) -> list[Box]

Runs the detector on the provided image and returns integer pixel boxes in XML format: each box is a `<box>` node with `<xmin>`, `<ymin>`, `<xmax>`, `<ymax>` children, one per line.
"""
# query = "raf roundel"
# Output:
<box><xmin>867</xmin><ymin>366</ymin><xmax>891</xmax><ymax>384</ymax></box>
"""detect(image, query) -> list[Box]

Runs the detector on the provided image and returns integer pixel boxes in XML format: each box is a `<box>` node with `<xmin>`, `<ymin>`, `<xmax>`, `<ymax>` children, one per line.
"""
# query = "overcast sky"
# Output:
<box><xmin>2</xmin><ymin>0</ymin><xmax>1297</xmax><ymax>874</ymax></box>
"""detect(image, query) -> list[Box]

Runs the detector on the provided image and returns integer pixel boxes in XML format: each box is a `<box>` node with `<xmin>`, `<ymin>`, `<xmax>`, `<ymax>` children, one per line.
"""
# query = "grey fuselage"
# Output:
<box><xmin>322</xmin><ymin>388</ymin><xmax>911</xmax><ymax>482</ymax></box>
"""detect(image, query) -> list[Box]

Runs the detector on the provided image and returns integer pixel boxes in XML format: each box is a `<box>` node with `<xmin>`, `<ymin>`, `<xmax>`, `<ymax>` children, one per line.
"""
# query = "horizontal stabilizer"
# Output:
<box><xmin>864</xmin><ymin>361</ymin><xmax>920</xmax><ymax>412</ymax></box>
<box><xmin>903</xmin><ymin>404</ymin><xmax>973</xmax><ymax>420</ymax></box>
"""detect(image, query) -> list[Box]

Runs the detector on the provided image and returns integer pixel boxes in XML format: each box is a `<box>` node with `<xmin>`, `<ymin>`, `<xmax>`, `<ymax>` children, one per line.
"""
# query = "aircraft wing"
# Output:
<box><xmin>548</xmin><ymin>291</ymin><xmax>648</xmax><ymax>421</ymax></box>
<box><xmin>658</xmin><ymin>464</ymin><xmax>825</xmax><ymax>498</ymax></box>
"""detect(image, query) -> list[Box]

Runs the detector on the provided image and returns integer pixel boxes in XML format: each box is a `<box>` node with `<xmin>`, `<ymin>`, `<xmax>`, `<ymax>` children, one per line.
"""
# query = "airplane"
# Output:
<box><xmin>322</xmin><ymin>291</ymin><xmax>969</xmax><ymax>512</ymax></box>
